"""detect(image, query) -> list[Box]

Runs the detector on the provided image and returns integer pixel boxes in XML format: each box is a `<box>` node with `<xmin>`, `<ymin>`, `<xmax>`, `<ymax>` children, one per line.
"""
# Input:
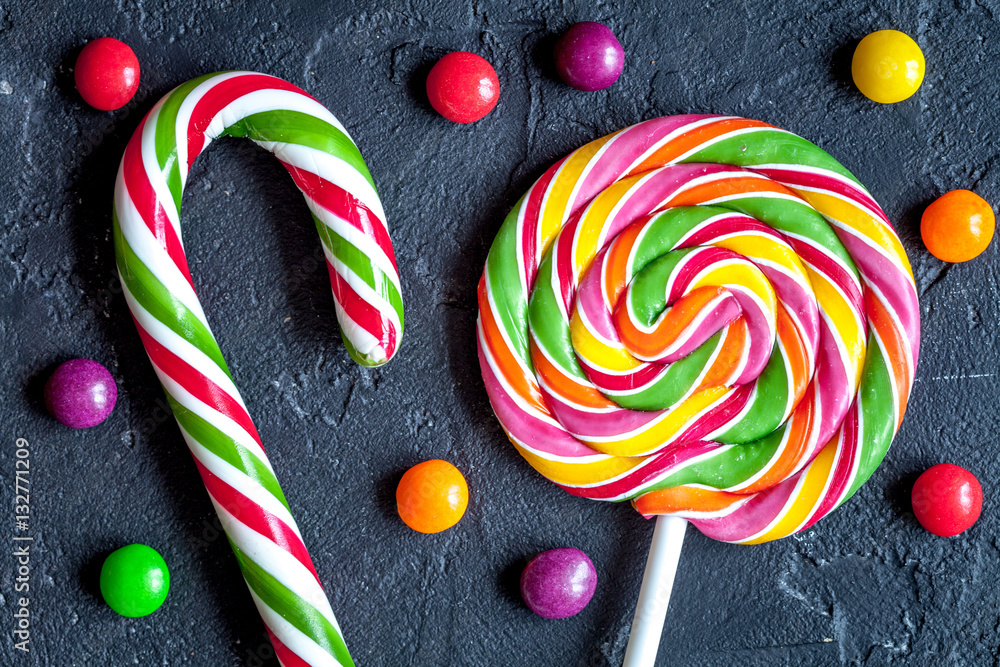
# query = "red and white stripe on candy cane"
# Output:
<box><xmin>114</xmin><ymin>71</ymin><xmax>405</xmax><ymax>667</ymax></box>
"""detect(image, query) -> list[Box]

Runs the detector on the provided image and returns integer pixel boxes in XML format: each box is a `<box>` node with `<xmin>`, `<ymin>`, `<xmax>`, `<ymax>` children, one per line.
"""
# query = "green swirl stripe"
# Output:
<box><xmin>681</xmin><ymin>129</ymin><xmax>862</xmax><ymax>186</ymax></box>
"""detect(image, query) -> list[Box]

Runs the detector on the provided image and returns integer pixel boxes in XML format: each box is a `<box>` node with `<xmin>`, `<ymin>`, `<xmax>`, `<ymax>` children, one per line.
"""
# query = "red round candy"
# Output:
<box><xmin>911</xmin><ymin>463</ymin><xmax>982</xmax><ymax>536</ymax></box>
<box><xmin>74</xmin><ymin>37</ymin><xmax>140</xmax><ymax>111</ymax></box>
<box><xmin>426</xmin><ymin>52</ymin><xmax>499</xmax><ymax>123</ymax></box>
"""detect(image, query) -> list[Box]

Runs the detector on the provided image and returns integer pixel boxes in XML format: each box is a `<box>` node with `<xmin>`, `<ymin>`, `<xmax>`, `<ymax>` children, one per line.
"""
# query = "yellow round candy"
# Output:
<box><xmin>851</xmin><ymin>30</ymin><xmax>925</xmax><ymax>103</ymax></box>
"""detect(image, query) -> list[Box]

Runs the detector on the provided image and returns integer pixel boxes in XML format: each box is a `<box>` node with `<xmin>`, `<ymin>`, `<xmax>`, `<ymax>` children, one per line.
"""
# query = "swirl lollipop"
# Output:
<box><xmin>476</xmin><ymin>115</ymin><xmax>919</xmax><ymax>664</ymax></box>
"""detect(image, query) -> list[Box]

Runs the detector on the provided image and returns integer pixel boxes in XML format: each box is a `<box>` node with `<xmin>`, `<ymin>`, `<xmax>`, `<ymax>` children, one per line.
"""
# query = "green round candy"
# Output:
<box><xmin>99</xmin><ymin>544</ymin><xmax>170</xmax><ymax>617</ymax></box>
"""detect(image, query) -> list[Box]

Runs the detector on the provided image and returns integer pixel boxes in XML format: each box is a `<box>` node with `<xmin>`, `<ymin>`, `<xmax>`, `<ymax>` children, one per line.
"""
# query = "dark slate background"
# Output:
<box><xmin>1</xmin><ymin>0</ymin><xmax>997</xmax><ymax>665</ymax></box>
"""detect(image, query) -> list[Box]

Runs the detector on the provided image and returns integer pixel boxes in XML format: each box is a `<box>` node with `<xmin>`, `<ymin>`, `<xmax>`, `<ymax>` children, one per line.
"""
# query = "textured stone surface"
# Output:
<box><xmin>1</xmin><ymin>0</ymin><xmax>997</xmax><ymax>665</ymax></box>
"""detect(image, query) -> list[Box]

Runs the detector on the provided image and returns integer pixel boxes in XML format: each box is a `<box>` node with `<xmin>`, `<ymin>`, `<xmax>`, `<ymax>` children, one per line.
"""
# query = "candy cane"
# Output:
<box><xmin>477</xmin><ymin>116</ymin><xmax>919</xmax><ymax>661</ymax></box>
<box><xmin>114</xmin><ymin>71</ymin><xmax>404</xmax><ymax>667</ymax></box>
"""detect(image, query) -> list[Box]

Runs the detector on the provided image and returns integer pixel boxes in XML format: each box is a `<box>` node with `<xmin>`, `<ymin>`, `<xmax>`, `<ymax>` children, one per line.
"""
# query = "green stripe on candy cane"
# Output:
<box><xmin>147</xmin><ymin>81</ymin><xmax>406</xmax><ymax>370</ymax></box>
<box><xmin>230</xmin><ymin>540</ymin><xmax>355</xmax><ymax>667</ymax></box>
<box><xmin>223</xmin><ymin>111</ymin><xmax>376</xmax><ymax>192</ymax></box>
<box><xmin>112</xmin><ymin>211</ymin><xmax>231</xmax><ymax>376</ymax></box>
<box><xmin>153</xmin><ymin>73</ymin><xmax>219</xmax><ymax>212</ymax></box>
<box><xmin>313</xmin><ymin>215</ymin><xmax>404</xmax><ymax>329</ymax></box>
<box><xmin>166</xmin><ymin>395</ymin><xmax>291</xmax><ymax>512</ymax></box>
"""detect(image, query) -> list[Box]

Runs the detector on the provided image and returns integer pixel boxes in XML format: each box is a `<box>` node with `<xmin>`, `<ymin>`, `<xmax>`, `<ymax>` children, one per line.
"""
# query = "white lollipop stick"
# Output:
<box><xmin>622</xmin><ymin>516</ymin><xmax>688</xmax><ymax>667</ymax></box>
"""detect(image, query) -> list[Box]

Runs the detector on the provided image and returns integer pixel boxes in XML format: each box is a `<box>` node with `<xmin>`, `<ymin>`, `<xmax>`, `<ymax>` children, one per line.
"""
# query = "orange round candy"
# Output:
<box><xmin>396</xmin><ymin>459</ymin><xmax>469</xmax><ymax>533</ymax></box>
<box><xmin>921</xmin><ymin>189</ymin><xmax>995</xmax><ymax>262</ymax></box>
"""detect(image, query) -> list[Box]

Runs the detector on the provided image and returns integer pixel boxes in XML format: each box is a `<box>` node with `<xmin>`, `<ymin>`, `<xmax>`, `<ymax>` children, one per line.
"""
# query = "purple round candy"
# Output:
<box><xmin>44</xmin><ymin>358</ymin><xmax>117</xmax><ymax>429</ymax></box>
<box><xmin>520</xmin><ymin>547</ymin><xmax>597</xmax><ymax>619</ymax></box>
<box><xmin>554</xmin><ymin>22</ymin><xmax>625</xmax><ymax>91</ymax></box>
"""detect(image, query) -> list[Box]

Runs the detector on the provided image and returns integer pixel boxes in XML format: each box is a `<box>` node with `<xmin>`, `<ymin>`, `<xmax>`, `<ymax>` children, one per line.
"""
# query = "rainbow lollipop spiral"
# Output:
<box><xmin>477</xmin><ymin>115</ymin><xmax>919</xmax><ymax>544</ymax></box>
<box><xmin>114</xmin><ymin>71</ymin><xmax>404</xmax><ymax>666</ymax></box>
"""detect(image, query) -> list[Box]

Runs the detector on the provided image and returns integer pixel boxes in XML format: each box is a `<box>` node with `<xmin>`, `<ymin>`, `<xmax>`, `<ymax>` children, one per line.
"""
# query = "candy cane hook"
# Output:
<box><xmin>114</xmin><ymin>71</ymin><xmax>405</xmax><ymax>667</ymax></box>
